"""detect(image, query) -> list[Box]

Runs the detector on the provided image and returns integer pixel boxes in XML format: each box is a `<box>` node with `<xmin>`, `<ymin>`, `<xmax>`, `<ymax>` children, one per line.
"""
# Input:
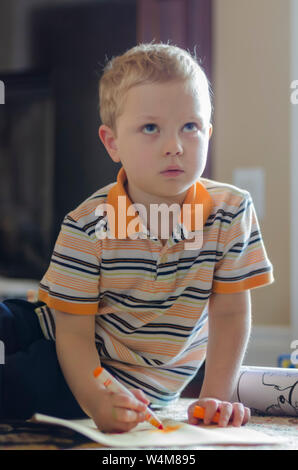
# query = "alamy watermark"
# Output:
<box><xmin>0</xmin><ymin>340</ymin><xmax>4</xmax><ymax>365</ymax></box>
<box><xmin>0</xmin><ymin>80</ymin><xmax>4</xmax><ymax>104</ymax></box>
<box><xmin>95</xmin><ymin>197</ymin><xmax>204</xmax><ymax>250</ymax></box>
<box><xmin>291</xmin><ymin>80</ymin><xmax>298</xmax><ymax>104</ymax></box>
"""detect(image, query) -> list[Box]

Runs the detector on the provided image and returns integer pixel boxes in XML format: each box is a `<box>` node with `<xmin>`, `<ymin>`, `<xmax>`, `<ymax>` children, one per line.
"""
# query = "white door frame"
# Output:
<box><xmin>290</xmin><ymin>0</ymin><xmax>298</xmax><ymax>341</ymax></box>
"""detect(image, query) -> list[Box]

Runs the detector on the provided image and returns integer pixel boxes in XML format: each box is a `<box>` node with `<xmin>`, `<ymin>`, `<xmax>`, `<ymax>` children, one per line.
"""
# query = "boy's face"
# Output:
<box><xmin>99</xmin><ymin>79</ymin><xmax>213</xmax><ymax>209</ymax></box>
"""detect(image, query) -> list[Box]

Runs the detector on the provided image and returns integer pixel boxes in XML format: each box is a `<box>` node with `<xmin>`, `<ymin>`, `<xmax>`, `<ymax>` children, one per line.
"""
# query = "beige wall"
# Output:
<box><xmin>212</xmin><ymin>0</ymin><xmax>291</xmax><ymax>326</ymax></box>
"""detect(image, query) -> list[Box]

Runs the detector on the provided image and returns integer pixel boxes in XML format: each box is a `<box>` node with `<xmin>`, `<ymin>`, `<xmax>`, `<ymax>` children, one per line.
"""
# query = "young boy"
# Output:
<box><xmin>0</xmin><ymin>43</ymin><xmax>273</xmax><ymax>432</ymax></box>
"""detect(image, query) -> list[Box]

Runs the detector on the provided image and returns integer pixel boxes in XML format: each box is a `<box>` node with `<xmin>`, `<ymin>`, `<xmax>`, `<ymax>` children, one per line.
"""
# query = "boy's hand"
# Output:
<box><xmin>187</xmin><ymin>397</ymin><xmax>250</xmax><ymax>427</ymax></box>
<box><xmin>92</xmin><ymin>387</ymin><xmax>150</xmax><ymax>433</ymax></box>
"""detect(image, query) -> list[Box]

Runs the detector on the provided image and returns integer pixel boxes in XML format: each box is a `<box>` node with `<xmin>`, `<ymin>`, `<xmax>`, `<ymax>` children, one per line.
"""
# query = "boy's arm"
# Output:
<box><xmin>200</xmin><ymin>290</ymin><xmax>251</xmax><ymax>399</ymax></box>
<box><xmin>54</xmin><ymin>309</ymin><xmax>148</xmax><ymax>432</ymax></box>
<box><xmin>188</xmin><ymin>290</ymin><xmax>252</xmax><ymax>426</ymax></box>
<box><xmin>54</xmin><ymin>309</ymin><xmax>104</xmax><ymax>417</ymax></box>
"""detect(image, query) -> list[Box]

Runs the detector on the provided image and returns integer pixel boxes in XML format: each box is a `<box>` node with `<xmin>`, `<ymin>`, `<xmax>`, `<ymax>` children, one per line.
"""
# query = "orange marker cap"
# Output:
<box><xmin>193</xmin><ymin>405</ymin><xmax>221</xmax><ymax>424</ymax></box>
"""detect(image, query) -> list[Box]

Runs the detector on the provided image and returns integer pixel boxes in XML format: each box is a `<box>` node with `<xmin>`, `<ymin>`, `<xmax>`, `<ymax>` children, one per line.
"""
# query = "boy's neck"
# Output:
<box><xmin>124</xmin><ymin>179</ymin><xmax>183</xmax><ymax>244</ymax></box>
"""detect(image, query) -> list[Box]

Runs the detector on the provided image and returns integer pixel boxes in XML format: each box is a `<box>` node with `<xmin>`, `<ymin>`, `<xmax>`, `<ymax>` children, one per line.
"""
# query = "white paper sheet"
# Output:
<box><xmin>32</xmin><ymin>413</ymin><xmax>281</xmax><ymax>448</ymax></box>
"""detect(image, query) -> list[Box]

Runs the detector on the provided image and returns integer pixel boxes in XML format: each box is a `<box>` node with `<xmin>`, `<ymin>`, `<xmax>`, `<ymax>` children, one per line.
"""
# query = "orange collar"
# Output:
<box><xmin>105</xmin><ymin>167</ymin><xmax>213</xmax><ymax>239</ymax></box>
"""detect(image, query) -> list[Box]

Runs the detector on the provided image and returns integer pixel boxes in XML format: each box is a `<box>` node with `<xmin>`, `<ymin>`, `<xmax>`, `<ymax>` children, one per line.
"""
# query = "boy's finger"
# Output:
<box><xmin>109</xmin><ymin>417</ymin><xmax>141</xmax><ymax>433</ymax></box>
<box><xmin>115</xmin><ymin>406</ymin><xmax>145</xmax><ymax>423</ymax></box>
<box><xmin>231</xmin><ymin>403</ymin><xmax>245</xmax><ymax>426</ymax></box>
<box><xmin>131</xmin><ymin>388</ymin><xmax>150</xmax><ymax>404</ymax></box>
<box><xmin>111</xmin><ymin>405</ymin><xmax>118</xmax><ymax>421</ymax></box>
<box><xmin>217</xmin><ymin>402</ymin><xmax>233</xmax><ymax>426</ymax></box>
<box><xmin>113</xmin><ymin>392</ymin><xmax>147</xmax><ymax>412</ymax></box>
<box><xmin>243</xmin><ymin>406</ymin><xmax>251</xmax><ymax>425</ymax></box>
<box><xmin>203</xmin><ymin>401</ymin><xmax>221</xmax><ymax>424</ymax></box>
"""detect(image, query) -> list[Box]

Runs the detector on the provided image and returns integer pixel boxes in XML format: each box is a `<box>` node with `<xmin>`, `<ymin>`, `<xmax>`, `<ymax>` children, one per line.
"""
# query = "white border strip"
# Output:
<box><xmin>291</xmin><ymin>0</ymin><xmax>298</xmax><ymax>340</ymax></box>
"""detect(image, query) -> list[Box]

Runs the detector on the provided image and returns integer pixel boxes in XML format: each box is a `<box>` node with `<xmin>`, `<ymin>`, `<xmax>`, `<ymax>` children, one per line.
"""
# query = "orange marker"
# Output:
<box><xmin>93</xmin><ymin>366</ymin><xmax>164</xmax><ymax>430</ymax></box>
<box><xmin>193</xmin><ymin>405</ymin><xmax>221</xmax><ymax>424</ymax></box>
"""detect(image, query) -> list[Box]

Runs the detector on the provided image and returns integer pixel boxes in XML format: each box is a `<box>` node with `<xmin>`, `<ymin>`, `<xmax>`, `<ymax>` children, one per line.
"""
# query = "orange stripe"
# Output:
<box><xmin>45</xmin><ymin>272</ymin><xmax>98</xmax><ymax>293</ymax></box>
<box><xmin>212</xmin><ymin>272</ymin><xmax>274</xmax><ymax>294</ymax></box>
<box><xmin>108</xmin><ymin>333</ymin><xmax>134</xmax><ymax>363</ymax></box>
<box><xmin>57</xmin><ymin>238</ymin><xmax>96</xmax><ymax>257</ymax></box>
<box><xmin>216</xmin><ymin>249</ymin><xmax>267</xmax><ymax>270</ymax></box>
<box><xmin>38</xmin><ymin>289</ymin><xmax>98</xmax><ymax>314</ymax></box>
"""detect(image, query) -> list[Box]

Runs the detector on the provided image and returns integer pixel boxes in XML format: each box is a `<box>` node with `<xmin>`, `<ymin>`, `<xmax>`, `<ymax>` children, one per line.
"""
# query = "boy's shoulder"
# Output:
<box><xmin>200</xmin><ymin>177</ymin><xmax>251</xmax><ymax>210</ymax></box>
<box><xmin>65</xmin><ymin>180</ymin><xmax>116</xmax><ymax>226</ymax></box>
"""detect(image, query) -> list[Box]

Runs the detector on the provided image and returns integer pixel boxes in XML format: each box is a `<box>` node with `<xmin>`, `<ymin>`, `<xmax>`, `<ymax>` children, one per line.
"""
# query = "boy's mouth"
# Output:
<box><xmin>161</xmin><ymin>165</ymin><xmax>183</xmax><ymax>172</ymax></box>
<box><xmin>161</xmin><ymin>166</ymin><xmax>184</xmax><ymax>177</ymax></box>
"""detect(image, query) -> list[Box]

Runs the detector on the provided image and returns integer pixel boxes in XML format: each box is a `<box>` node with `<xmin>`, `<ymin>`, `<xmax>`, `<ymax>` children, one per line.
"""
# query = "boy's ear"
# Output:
<box><xmin>98</xmin><ymin>124</ymin><xmax>121</xmax><ymax>163</ymax></box>
<box><xmin>209</xmin><ymin>124</ymin><xmax>213</xmax><ymax>139</ymax></box>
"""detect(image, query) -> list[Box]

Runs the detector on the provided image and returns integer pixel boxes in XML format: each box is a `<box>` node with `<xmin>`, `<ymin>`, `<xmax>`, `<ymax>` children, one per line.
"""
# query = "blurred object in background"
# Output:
<box><xmin>0</xmin><ymin>71</ymin><xmax>54</xmax><ymax>279</ymax></box>
<box><xmin>0</xmin><ymin>275</ymin><xmax>39</xmax><ymax>301</ymax></box>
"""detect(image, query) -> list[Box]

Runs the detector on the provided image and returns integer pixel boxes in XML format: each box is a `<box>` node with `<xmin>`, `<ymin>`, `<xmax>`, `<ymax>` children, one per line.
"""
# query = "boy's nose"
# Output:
<box><xmin>165</xmin><ymin>150</ymin><xmax>183</xmax><ymax>156</ymax></box>
<box><xmin>163</xmin><ymin>140</ymin><xmax>183</xmax><ymax>156</ymax></box>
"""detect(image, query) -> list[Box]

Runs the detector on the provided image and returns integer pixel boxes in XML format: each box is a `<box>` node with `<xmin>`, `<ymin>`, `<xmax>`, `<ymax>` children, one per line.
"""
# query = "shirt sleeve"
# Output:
<box><xmin>212</xmin><ymin>194</ymin><xmax>274</xmax><ymax>294</ymax></box>
<box><xmin>38</xmin><ymin>214</ymin><xmax>101</xmax><ymax>314</ymax></box>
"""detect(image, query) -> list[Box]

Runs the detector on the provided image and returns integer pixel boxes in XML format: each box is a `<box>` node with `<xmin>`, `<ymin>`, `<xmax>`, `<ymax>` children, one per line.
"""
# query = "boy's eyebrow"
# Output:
<box><xmin>189</xmin><ymin>115</ymin><xmax>205</xmax><ymax>123</ymax></box>
<box><xmin>137</xmin><ymin>115</ymin><xmax>159</xmax><ymax>120</ymax></box>
<box><xmin>137</xmin><ymin>114</ymin><xmax>205</xmax><ymax>121</ymax></box>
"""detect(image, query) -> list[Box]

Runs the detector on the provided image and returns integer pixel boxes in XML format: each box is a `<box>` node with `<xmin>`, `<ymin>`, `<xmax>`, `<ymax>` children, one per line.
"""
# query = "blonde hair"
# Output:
<box><xmin>99</xmin><ymin>42</ymin><xmax>213</xmax><ymax>134</ymax></box>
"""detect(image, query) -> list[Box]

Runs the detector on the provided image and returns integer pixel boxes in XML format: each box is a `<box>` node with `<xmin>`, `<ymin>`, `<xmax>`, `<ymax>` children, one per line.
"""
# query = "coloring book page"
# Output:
<box><xmin>32</xmin><ymin>413</ymin><xmax>280</xmax><ymax>448</ymax></box>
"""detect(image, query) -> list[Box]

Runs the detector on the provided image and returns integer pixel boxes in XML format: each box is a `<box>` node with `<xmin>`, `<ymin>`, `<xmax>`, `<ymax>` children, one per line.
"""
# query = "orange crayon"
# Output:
<box><xmin>193</xmin><ymin>405</ymin><xmax>221</xmax><ymax>424</ymax></box>
<box><xmin>94</xmin><ymin>366</ymin><xmax>164</xmax><ymax>430</ymax></box>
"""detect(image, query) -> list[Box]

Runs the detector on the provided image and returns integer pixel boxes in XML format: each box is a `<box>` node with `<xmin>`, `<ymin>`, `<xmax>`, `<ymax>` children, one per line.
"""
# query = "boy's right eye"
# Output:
<box><xmin>142</xmin><ymin>123</ymin><xmax>158</xmax><ymax>134</ymax></box>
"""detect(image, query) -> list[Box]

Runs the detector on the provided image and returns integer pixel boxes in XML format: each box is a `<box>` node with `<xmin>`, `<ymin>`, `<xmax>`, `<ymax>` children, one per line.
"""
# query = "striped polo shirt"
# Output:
<box><xmin>36</xmin><ymin>167</ymin><xmax>274</xmax><ymax>405</ymax></box>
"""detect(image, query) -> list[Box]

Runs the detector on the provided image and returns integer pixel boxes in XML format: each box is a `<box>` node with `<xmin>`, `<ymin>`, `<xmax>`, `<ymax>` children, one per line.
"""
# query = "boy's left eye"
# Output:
<box><xmin>183</xmin><ymin>122</ymin><xmax>198</xmax><ymax>132</ymax></box>
<box><xmin>142</xmin><ymin>124</ymin><xmax>158</xmax><ymax>134</ymax></box>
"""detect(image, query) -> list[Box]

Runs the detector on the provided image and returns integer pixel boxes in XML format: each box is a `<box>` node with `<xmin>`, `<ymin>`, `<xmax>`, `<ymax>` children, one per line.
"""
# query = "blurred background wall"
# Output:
<box><xmin>212</xmin><ymin>0</ymin><xmax>298</xmax><ymax>365</ymax></box>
